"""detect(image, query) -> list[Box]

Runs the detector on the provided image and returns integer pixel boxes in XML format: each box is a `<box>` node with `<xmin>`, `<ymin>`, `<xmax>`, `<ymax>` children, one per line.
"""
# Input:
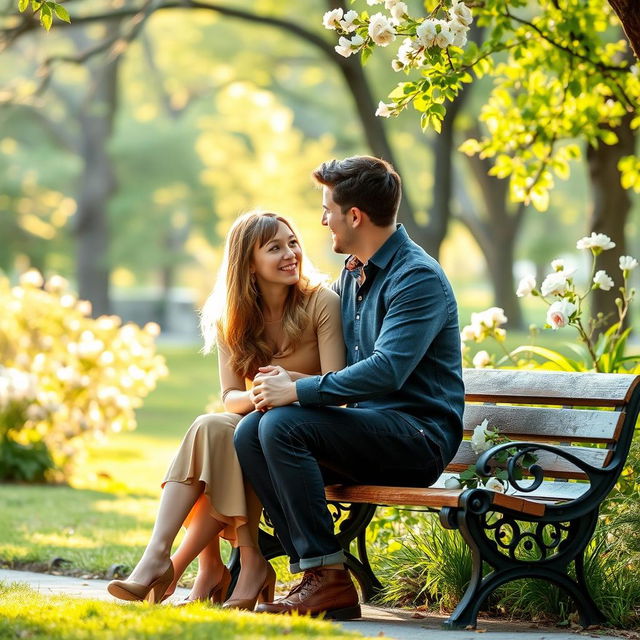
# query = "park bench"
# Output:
<box><xmin>243</xmin><ymin>368</ymin><xmax>640</xmax><ymax>629</ymax></box>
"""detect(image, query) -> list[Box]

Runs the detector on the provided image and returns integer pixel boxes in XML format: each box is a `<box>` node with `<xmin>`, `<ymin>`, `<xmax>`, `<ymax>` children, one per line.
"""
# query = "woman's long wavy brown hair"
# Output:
<box><xmin>200</xmin><ymin>211</ymin><xmax>320</xmax><ymax>378</ymax></box>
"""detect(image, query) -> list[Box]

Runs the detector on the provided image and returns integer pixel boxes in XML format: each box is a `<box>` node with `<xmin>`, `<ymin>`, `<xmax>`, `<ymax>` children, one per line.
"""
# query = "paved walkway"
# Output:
<box><xmin>0</xmin><ymin>568</ymin><xmax>621</xmax><ymax>640</ymax></box>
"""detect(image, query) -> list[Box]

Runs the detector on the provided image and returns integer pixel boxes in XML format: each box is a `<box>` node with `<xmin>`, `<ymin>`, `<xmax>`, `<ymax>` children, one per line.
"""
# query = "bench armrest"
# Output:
<box><xmin>475</xmin><ymin>441</ymin><xmax>609</xmax><ymax>493</ymax></box>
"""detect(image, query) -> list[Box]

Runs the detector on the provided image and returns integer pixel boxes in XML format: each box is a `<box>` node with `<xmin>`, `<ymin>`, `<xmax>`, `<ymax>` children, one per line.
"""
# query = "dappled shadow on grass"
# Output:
<box><xmin>0</xmin><ymin>584</ymin><xmax>358</xmax><ymax>640</ymax></box>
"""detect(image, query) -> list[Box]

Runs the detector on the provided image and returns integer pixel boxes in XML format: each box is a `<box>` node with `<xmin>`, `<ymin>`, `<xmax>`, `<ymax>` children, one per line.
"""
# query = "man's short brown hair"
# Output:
<box><xmin>312</xmin><ymin>156</ymin><xmax>402</xmax><ymax>227</ymax></box>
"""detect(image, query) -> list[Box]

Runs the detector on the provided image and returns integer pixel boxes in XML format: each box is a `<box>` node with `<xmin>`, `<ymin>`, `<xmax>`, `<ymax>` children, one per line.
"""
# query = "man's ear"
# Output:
<box><xmin>349</xmin><ymin>207</ymin><xmax>365</xmax><ymax>228</ymax></box>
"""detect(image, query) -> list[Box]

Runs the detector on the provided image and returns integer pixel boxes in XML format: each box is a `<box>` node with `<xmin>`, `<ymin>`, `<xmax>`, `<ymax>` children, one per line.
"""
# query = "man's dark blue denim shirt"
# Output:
<box><xmin>296</xmin><ymin>224</ymin><xmax>464</xmax><ymax>465</ymax></box>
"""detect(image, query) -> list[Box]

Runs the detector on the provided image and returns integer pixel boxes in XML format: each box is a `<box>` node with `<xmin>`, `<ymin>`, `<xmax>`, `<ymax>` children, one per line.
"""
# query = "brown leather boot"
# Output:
<box><xmin>255</xmin><ymin>567</ymin><xmax>361</xmax><ymax>619</ymax></box>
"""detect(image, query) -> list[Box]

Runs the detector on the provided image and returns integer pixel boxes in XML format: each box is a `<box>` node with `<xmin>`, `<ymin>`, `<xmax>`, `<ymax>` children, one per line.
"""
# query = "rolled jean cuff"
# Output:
<box><xmin>289</xmin><ymin>561</ymin><xmax>301</xmax><ymax>574</ymax></box>
<box><xmin>299</xmin><ymin>549</ymin><xmax>346</xmax><ymax>570</ymax></box>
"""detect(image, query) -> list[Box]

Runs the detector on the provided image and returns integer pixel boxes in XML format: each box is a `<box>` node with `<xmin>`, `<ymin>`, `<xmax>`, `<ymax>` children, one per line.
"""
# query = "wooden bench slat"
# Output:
<box><xmin>325</xmin><ymin>484</ymin><xmax>546</xmax><ymax>517</ymax></box>
<box><xmin>447</xmin><ymin>441</ymin><xmax>610</xmax><ymax>480</ymax></box>
<box><xmin>463</xmin><ymin>369</ymin><xmax>640</xmax><ymax>406</ymax></box>
<box><xmin>462</xmin><ymin>405</ymin><xmax>624</xmax><ymax>443</ymax></box>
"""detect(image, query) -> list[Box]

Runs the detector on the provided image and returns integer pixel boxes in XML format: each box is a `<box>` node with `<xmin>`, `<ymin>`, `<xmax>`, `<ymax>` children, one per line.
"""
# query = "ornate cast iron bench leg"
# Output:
<box><xmin>442</xmin><ymin>502</ymin><xmax>607</xmax><ymax>629</ymax></box>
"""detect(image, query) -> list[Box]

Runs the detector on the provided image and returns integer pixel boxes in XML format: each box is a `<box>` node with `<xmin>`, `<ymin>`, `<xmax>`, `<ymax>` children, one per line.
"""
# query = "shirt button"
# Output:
<box><xmin>353</xmin><ymin>403</ymin><xmax>359</xmax><ymax>408</ymax></box>
<box><xmin>355</xmin><ymin>314</ymin><xmax>360</xmax><ymax>320</ymax></box>
<box><xmin>357</xmin><ymin>295</ymin><xmax>363</xmax><ymax>301</ymax></box>
<box><xmin>354</xmin><ymin>345</ymin><xmax>359</xmax><ymax>351</ymax></box>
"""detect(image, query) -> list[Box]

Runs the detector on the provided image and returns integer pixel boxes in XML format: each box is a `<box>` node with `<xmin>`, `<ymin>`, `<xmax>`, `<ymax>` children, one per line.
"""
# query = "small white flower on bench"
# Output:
<box><xmin>471</xmin><ymin>418</ymin><xmax>492</xmax><ymax>454</ymax></box>
<box><xmin>484</xmin><ymin>477</ymin><xmax>506</xmax><ymax>493</ymax></box>
<box><xmin>444</xmin><ymin>476</ymin><xmax>462</xmax><ymax>490</ymax></box>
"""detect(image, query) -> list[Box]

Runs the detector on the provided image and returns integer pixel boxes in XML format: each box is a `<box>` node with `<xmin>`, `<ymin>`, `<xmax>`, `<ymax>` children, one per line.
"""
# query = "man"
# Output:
<box><xmin>234</xmin><ymin>155</ymin><xmax>464</xmax><ymax>619</ymax></box>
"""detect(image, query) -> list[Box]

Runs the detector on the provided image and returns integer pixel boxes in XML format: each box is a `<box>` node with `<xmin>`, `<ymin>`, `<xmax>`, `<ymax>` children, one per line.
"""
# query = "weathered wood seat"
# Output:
<box><xmin>321</xmin><ymin>369</ymin><xmax>640</xmax><ymax>629</ymax></box>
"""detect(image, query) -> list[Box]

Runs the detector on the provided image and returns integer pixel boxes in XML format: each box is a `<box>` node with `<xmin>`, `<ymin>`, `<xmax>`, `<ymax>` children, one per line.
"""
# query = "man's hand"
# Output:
<box><xmin>252</xmin><ymin>367</ymin><xmax>298</xmax><ymax>411</ymax></box>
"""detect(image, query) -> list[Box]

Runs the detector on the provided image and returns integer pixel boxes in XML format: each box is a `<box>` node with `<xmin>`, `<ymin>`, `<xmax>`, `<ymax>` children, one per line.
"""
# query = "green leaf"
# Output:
<box><xmin>509</xmin><ymin>345</ymin><xmax>582</xmax><ymax>371</ymax></box>
<box><xmin>18</xmin><ymin>0</ymin><xmax>29</xmax><ymax>12</ymax></box>
<box><xmin>567</xmin><ymin>80</ymin><xmax>581</xmax><ymax>98</ymax></box>
<box><xmin>360</xmin><ymin>46</ymin><xmax>372</xmax><ymax>66</ymax></box>
<box><xmin>40</xmin><ymin>7</ymin><xmax>53</xmax><ymax>30</ymax></box>
<box><xmin>53</xmin><ymin>3</ymin><xmax>70</xmax><ymax>22</ymax></box>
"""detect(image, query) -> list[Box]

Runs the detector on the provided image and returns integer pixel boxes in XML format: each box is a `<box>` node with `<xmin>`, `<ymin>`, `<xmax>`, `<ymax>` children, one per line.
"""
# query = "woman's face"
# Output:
<box><xmin>251</xmin><ymin>221</ymin><xmax>302</xmax><ymax>289</ymax></box>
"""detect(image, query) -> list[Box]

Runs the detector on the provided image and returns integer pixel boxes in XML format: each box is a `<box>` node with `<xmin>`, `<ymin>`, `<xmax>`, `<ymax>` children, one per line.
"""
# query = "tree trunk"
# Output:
<box><xmin>586</xmin><ymin>111</ymin><xmax>636</xmax><ymax>330</ymax></box>
<box><xmin>74</xmin><ymin>30</ymin><xmax>121</xmax><ymax>316</ymax></box>
<box><xmin>608</xmin><ymin>0</ymin><xmax>640</xmax><ymax>59</ymax></box>
<box><xmin>458</xmin><ymin>147</ymin><xmax>527</xmax><ymax>329</ymax></box>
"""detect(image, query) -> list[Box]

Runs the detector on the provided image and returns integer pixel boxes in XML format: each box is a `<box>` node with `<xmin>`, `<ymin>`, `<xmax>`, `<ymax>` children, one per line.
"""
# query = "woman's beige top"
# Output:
<box><xmin>218</xmin><ymin>286</ymin><xmax>346</xmax><ymax>398</ymax></box>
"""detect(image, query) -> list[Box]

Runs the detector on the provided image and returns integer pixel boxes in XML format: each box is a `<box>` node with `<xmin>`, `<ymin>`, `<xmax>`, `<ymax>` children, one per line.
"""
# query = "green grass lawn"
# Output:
<box><xmin>0</xmin><ymin>582</ymin><xmax>364</xmax><ymax>640</ymax></box>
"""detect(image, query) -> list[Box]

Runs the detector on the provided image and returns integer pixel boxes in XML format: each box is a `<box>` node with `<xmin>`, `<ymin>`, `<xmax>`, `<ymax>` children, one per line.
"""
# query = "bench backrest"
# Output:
<box><xmin>444</xmin><ymin>369</ymin><xmax>640</xmax><ymax>503</ymax></box>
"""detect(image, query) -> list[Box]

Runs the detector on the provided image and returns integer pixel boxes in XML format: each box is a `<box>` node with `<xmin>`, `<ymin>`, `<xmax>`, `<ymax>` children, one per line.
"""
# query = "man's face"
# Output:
<box><xmin>321</xmin><ymin>186</ymin><xmax>354</xmax><ymax>254</ymax></box>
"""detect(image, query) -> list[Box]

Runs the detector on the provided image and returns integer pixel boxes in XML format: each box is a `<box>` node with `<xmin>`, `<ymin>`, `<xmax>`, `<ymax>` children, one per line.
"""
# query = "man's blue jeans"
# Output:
<box><xmin>233</xmin><ymin>406</ymin><xmax>443</xmax><ymax>573</ymax></box>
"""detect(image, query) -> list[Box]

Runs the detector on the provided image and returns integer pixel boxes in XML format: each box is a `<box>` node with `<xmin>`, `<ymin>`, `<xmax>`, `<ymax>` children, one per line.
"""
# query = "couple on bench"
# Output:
<box><xmin>107</xmin><ymin>155</ymin><xmax>464</xmax><ymax>620</ymax></box>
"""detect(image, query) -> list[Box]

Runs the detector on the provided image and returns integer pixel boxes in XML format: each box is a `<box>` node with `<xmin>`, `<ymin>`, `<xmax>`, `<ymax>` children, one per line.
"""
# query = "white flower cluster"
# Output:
<box><xmin>515</xmin><ymin>234</ymin><xmax>637</xmax><ymax>332</ymax></box>
<box><xmin>323</xmin><ymin>0</ymin><xmax>473</xmax><ymax>72</ymax></box>
<box><xmin>460</xmin><ymin>307</ymin><xmax>507</xmax><ymax>343</ymax></box>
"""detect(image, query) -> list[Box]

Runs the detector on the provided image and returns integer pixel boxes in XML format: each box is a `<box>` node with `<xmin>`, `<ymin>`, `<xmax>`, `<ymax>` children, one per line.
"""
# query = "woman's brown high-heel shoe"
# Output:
<box><xmin>175</xmin><ymin>566</ymin><xmax>231</xmax><ymax>606</ymax></box>
<box><xmin>107</xmin><ymin>562</ymin><xmax>174</xmax><ymax>604</ymax></box>
<box><xmin>222</xmin><ymin>562</ymin><xmax>276</xmax><ymax>611</ymax></box>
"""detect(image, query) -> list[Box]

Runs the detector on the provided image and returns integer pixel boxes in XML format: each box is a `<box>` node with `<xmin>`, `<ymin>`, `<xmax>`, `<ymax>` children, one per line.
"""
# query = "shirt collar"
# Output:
<box><xmin>343</xmin><ymin>224</ymin><xmax>408</xmax><ymax>272</ymax></box>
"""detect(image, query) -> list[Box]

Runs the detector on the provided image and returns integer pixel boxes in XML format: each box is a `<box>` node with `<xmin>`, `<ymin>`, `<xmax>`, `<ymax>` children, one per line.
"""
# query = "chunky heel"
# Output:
<box><xmin>210</xmin><ymin>567</ymin><xmax>232</xmax><ymax>604</ymax></box>
<box><xmin>257</xmin><ymin>568</ymin><xmax>276</xmax><ymax>604</ymax></box>
<box><xmin>107</xmin><ymin>562</ymin><xmax>174</xmax><ymax>604</ymax></box>
<box><xmin>223</xmin><ymin>562</ymin><xmax>277</xmax><ymax>610</ymax></box>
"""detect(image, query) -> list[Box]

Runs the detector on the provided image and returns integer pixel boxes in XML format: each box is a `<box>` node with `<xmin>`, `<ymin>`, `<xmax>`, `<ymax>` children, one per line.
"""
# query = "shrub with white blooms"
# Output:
<box><xmin>0</xmin><ymin>271</ymin><xmax>168</xmax><ymax>482</ymax></box>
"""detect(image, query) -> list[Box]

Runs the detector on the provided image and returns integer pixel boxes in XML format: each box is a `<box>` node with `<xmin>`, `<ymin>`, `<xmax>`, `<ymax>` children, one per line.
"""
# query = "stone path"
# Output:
<box><xmin>0</xmin><ymin>568</ymin><xmax>621</xmax><ymax>640</ymax></box>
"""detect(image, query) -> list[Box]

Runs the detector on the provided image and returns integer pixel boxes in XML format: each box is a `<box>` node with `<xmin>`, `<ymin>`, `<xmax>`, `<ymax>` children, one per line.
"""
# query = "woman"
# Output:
<box><xmin>107</xmin><ymin>211</ymin><xmax>345</xmax><ymax>608</ymax></box>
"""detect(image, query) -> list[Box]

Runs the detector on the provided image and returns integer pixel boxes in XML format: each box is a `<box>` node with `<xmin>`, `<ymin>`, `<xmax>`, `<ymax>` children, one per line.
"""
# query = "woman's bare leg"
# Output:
<box><xmin>226</xmin><ymin>482</ymin><xmax>272</xmax><ymax>600</ymax></box>
<box><xmin>167</xmin><ymin>494</ymin><xmax>226</xmax><ymax>599</ymax></box>
<box><xmin>125</xmin><ymin>480</ymin><xmax>203</xmax><ymax>586</ymax></box>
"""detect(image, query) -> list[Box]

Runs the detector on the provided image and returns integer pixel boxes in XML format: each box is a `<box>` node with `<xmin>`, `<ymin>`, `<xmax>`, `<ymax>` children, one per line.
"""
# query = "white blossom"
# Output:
<box><xmin>449</xmin><ymin>0</ymin><xmax>473</xmax><ymax>27</ymax></box>
<box><xmin>471</xmin><ymin>419</ymin><xmax>491</xmax><ymax>454</ymax></box>
<box><xmin>367</xmin><ymin>0</ymin><xmax>382</xmax><ymax>4</ymax></box>
<box><xmin>619</xmin><ymin>255</ymin><xmax>638</xmax><ymax>272</ymax></box>
<box><xmin>547</xmin><ymin>299</ymin><xmax>577</xmax><ymax>330</ymax></box>
<box><xmin>375</xmin><ymin>101</ymin><xmax>394</xmax><ymax>117</ymax></box>
<box><xmin>339</xmin><ymin>9</ymin><xmax>359</xmax><ymax>32</ymax></box>
<box><xmin>540</xmin><ymin>271</ymin><xmax>571</xmax><ymax>297</ymax></box>
<box><xmin>593</xmin><ymin>270</ymin><xmax>614</xmax><ymax>291</ymax></box>
<box><xmin>335</xmin><ymin>34</ymin><xmax>364</xmax><ymax>57</ymax></box>
<box><xmin>485</xmin><ymin>477</ymin><xmax>506</xmax><ymax>493</ymax></box>
<box><xmin>389</xmin><ymin>1</ymin><xmax>408</xmax><ymax>25</ymax></box>
<box><xmin>516</xmin><ymin>275</ymin><xmax>536</xmax><ymax>298</ymax></box>
<box><xmin>45</xmin><ymin>275</ymin><xmax>69</xmax><ymax>293</ymax></box>
<box><xmin>460</xmin><ymin>323</ymin><xmax>482</xmax><ymax>342</ymax></box>
<box><xmin>416</xmin><ymin>19</ymin><xmax>438</xmax><ymax>48</ymax></box>
<box><xmin>444</xmin><ymin>476</ymin><xmax>462</xmax><ymax>490</ymax></box>
<box><xmin>368</xmin><ymin>13</ymin><xmax>396</xmax><ymax>46</ymax></box>
<box><xmin>551</xmin><ymin>258</ymin><xmax>566</xmax><ymax>271</ymax></box>
<box><xmin>434</xmin><ymin>20</ymin><xmax>455</xmax><ymax>48</ymax></box>
<box><xmin>322</xmin><ymin>8</ymin><xmax>343</xmax><ymax>30</ymax></box>
<box><xmin>19</xmin><ymin>269</ymin><xmax>44</xmax><ymax>288</ymax></box>
<box><xmin>476</xmin><ymin>307</ymin><xmax>508</xmax><ymax>327</ymax></box>
<box><xmin>576</xmin><ymin>232</ymin><xmax>616</xmax><ymax>252</ymax></box>
<box><xmin>472</xmin><ymin>350</ymin><xmax>492</xmax><ymax>368</ymax></box>
<box><xmin>449</xmin><ymin>19</ymin><xmax>469</xmax><ymax>47</ymax></box>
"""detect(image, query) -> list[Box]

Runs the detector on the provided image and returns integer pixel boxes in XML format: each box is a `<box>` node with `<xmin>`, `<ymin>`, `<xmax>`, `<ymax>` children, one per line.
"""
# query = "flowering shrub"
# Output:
<box><xmin>0</xmin><ymin>270</ymin><xmax>168</xmax><ymax>482</ymax></box>
<box><xmin>462</xmin><ymin>234</ymin><xmax>639</xmax><ymax>373</ymax></box>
